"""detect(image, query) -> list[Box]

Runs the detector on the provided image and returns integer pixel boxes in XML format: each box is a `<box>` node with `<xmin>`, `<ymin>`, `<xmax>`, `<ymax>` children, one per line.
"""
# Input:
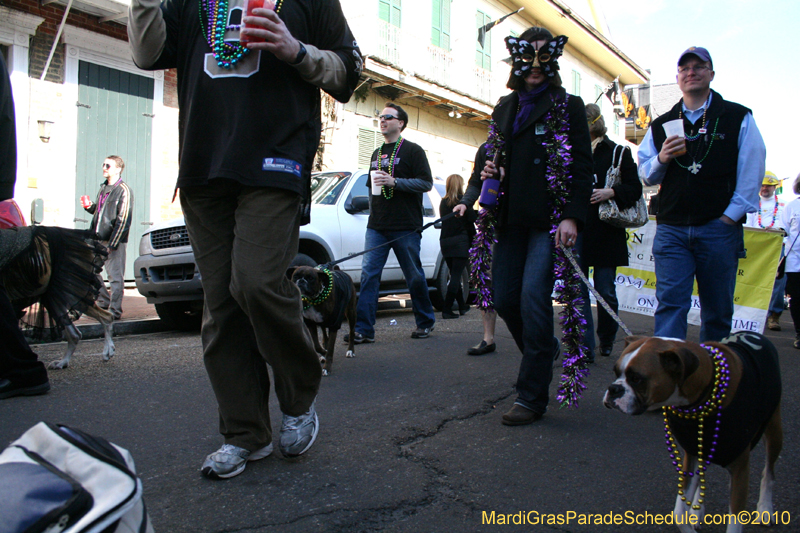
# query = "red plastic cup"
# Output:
<box><xmin>80</xmin><ymin>195</ymin><xmax>92</xmax><ymax>208</ymax></box>
<box><xmin>240</xmin><ymin>0</ymin><xmax>275</xmax><ymax>45</ymax></box>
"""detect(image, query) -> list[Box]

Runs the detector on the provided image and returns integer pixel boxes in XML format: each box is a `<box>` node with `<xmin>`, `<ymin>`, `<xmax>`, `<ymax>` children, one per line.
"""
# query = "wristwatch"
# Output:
<box><xmin>291</xmin><ymin>42</ymin><xmax>307</xmax><ymax>65</ymax></box>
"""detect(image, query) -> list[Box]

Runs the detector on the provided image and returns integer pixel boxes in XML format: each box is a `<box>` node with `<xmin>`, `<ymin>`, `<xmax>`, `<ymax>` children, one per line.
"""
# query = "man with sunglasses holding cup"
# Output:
<box><xmin>638</xmin><ymin>47</ymin><xmax>765</xmax><ymax>342</ymax></box>
<box><xmin>348</xmin><ymin>103</ymin><xmax>436</xmax><ymax>342</ymax></box>
<box><xmin>81</xmin><ymin>156</ymin><xmax>133</xmax><ymax>320</ymax></box>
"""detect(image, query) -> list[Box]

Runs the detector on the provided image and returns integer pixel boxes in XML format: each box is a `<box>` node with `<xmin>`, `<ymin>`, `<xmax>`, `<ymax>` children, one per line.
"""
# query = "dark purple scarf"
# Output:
<box><xmin>513</xmin><ymin>82</ymin><xmax>550</xmax><ymax>135</ymax></box>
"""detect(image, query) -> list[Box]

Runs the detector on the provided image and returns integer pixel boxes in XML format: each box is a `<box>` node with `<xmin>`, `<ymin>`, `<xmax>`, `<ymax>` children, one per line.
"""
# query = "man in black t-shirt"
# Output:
<box><xmin>350</xmin><ymin>103</ymin><xmax>436</xmax><ymax>342</ymax></box>
<box><xmin>129</xmin><ymin>0</ymin><xmax>362</xmax><ymax>479</ymax></box>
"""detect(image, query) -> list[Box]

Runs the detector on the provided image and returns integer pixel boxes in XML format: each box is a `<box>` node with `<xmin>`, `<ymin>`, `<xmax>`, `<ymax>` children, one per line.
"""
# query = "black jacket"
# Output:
<box><xmin>581</xmin><ymin>137</ymin><xmax>642</xmax><ymax>268</ymax></box>
<box><xmin>439</xmin><ymin>197</ymin><xmax>476</xmax><ymax>258</ymax></box>
<box><xmin>85</xmin><ymin>180</ymin><xmax>134</xmax><ymax>248</ymax></box>
<box><xmin>490</xmin><ymin>85</ymin><xmax>593</xmax><ymax>230</ymax></box>
<box><xmin>0</xmin><ymin>53</ymin><xmax>16</xmax><ymax>201</ymax></box>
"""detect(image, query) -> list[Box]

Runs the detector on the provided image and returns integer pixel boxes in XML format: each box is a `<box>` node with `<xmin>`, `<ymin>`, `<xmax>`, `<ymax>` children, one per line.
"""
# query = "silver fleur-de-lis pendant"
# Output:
<box><xmin>689</xmin><ymin>162</ymin><xmax>702</xmax><ymax>174</ymax></box>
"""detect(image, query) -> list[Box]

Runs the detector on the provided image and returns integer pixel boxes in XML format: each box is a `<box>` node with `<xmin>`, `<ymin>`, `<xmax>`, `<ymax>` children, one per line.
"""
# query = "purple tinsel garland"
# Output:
<box><xmin>469</xmin><ymin>120</ymin><xmax>505</xmax><ymax>311</ymax></box>
<box><xmin>543</xmin><ymin>95</ymin><xmax>590</xmax><ymax>408</ymax></box>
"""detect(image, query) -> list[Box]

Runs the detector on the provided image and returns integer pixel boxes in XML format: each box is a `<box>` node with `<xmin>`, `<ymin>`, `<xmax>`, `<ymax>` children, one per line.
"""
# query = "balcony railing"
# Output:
<box><xmin>473</xmin><ymin>68</ymin><xmax>494</xmax><ymax>104</ymax></box>
<box><xmin>361</xmin><ymin>19</ymin><xmax>498</xmax><ymax>105</ymax></box>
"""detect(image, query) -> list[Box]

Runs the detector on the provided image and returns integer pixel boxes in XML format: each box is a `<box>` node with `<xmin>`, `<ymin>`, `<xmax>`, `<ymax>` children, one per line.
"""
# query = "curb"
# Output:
<box><xmin>26</xmin><ymin>318</ymin><xmax>169</xmax><ymax>344</ymax></box>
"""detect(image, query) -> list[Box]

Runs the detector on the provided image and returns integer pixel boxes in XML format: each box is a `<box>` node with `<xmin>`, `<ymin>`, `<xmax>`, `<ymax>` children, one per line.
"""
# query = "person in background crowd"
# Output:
<box><xmin>647</xmin><ymin>191</ymin><xmax>659</xmax><ymax>215</ymax></box>
<box><xmin>439</xmin><ymin>174</ymin><xmax>476</xmax><ymax>319</ymax></box>
<box><xmin>744</xmin><ymin>171</ymin><xmax>786</xmax><ymax>331</ymax></box>
<box><xmin>459</xmin><ymin>26</ymin><xmax>592</xmax><ymax>425</ymax></box>
<box><xmin>579</xmin><ymin>104</ymin><xmax>642</xmax><ymax>361</ymax></box>
<box><xmin>456</xmin><ymin>143</ymin><xmax>499</xmax><ymax>356</ymax></box>
<box><xmin>128</xmin><ymin>0</ymin><xmax>362</xmax><ymax>479</ymax></box>
<box><xmin>638</xmin><ymin>46</ymin><xmax>766</xmax><ymax>342</ymax></box>
<box><xmin>0</xmin><ymin>51</ymin><xmax>50</xmax><ymax>400</ymax></box>
<box><xmin>780</xmin><ymin>174</ymin><xmax>800</xmax><ymax>348</ymax></box>
<box><xmin>82</xmin><ymin>156</ymin><xmax>133</xmax><ymax>320</ymax></box>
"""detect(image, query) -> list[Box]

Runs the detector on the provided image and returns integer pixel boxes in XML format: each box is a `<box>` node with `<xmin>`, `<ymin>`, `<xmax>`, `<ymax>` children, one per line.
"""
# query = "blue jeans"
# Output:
<box><xmin>493</xmin><ymin>227</ymin><xmax>558</xmax><ymax>414</ymax></box>
<box><xmin>355</xmin><ymin>229</ymin><xmax>435</xmax><ymax>338</ymax></box>
<box><xmin>652</xmin><ymin>219</ymin><xmax>745</xmax><ymax>342</ymax></box>
<box><xmin>579</xmin><ymin>265</ymin><xmax>619</xmax><ymax>356</ymax></box>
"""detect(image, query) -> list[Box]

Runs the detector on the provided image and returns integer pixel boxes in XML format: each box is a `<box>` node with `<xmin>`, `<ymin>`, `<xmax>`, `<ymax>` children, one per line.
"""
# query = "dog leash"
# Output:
<box><xmin>319</xmin><ymin>211</ymin><xmax>458</xmax><ymax>270</ymax></box>
<box><xmin>559</xmin><ymin>243</ymin><xmax>633</xmax><ymax>337</ymax></box>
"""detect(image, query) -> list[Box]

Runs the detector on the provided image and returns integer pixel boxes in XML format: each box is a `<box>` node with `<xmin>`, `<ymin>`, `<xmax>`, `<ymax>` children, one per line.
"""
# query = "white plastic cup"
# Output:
<box><xmin>662</xmin><ymin>119</ymin><xmax>687</xmax><ymax>156</ymax></box>
<box><xmin>370</xmin><ymin>171</ymin><xmax>382</xmax><ymax>196</ymax></box>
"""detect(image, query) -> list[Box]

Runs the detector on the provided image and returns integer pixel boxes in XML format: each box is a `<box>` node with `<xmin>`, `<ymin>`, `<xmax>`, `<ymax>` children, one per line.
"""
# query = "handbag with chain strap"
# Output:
<box><xmin>597</xmin><ymin>145</ymin><xmax>648</xmax><ymax>228</ymax></box>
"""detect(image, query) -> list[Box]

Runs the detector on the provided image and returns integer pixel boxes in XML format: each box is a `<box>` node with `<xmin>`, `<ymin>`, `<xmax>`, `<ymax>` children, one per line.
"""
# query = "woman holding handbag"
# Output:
<box><xmin>439</xmin><ymin>174</ymin><xmax>476</xmax><ymax>319</ymax></box>
<box><xmin>578</xmin><ymin>104</ymin><xmax>642</xmax><ymax>360</ymax></box>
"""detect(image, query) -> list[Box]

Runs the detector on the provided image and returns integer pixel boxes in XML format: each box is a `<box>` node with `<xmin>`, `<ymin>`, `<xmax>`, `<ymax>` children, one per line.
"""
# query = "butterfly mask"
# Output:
<box><xmin>505</xmin><ymin>35</ymin><xmax>568</xmax><ymax>78</ymax></box>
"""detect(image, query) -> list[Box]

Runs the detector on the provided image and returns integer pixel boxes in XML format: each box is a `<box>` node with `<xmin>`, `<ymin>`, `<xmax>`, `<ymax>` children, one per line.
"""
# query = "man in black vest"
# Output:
<box><xmin>638</xmin><ymin>46</ymin><xmax>766</xmax><ymax>342</ymax></box>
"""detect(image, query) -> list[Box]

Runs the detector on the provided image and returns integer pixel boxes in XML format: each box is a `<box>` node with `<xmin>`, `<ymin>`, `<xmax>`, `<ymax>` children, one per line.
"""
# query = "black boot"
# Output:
<box><xmin>442</xmin><ymin>290</ymin><xmax>459</xmax><ymax>319</ymax></box>
<box><xmin>456</xmin><ymin>290</ymin><xmax>470</xmax><ymax>315</ymax></box>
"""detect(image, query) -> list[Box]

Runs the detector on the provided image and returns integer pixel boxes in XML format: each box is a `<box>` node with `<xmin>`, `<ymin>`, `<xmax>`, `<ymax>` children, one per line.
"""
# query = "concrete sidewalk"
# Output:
<box><xmin>71</xmin><ymin>288</ymin><xmax>167</xmax><ymax>338</ymax></box>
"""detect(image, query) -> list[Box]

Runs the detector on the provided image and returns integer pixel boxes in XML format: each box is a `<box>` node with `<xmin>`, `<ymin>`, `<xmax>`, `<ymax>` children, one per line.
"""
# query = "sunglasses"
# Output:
<box><xmin>378</xmin><ymin>114</ymin><xmax>399</xmax><ymax>121</ymax></box>
<box><xmin>102</xmin><ymin>163</ymin><xmax>112</xmax><ymax>169</ymax></box>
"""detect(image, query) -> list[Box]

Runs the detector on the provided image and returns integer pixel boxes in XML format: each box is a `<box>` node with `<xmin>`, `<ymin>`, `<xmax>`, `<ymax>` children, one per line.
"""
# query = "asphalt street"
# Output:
<box><xmin>1</xmin><ymin>307</ymin><xmax>798</xmax><ymax>533</ymax></box>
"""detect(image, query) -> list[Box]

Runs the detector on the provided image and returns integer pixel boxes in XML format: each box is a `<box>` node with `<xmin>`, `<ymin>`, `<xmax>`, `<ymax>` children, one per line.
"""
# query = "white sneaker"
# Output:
<box><xmin>279</xmin><ymin>401</ymin><xmax>319</xmax><ymax>457</ymax></box>
<box><xmin>200</xmin><ymin>442</ymin><xmax>273</xmax><ymax>479</ymax></box>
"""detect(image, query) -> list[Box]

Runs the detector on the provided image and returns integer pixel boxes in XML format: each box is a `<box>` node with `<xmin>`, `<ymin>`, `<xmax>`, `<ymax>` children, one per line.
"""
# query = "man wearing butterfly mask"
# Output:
<box><xmin>456</xmin><ymin>27</ymin><xmax>592</xmax><ymax>425</ymax></box>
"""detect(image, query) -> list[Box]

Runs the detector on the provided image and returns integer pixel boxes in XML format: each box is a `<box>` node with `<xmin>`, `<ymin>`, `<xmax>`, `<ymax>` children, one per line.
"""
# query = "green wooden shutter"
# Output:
<box><xmin>431</xmin><ymin>0</ymin><xmax>441</xmax><ymax>47</ymax></box>
<box><xmin>476</xmin><ymin>11</ymin><xmax>491</xmax><ymax>70</ymax></box>
<box><xmin>431</xmin><ymin>0</ymin><xmax>450</xmax><ymax>50</ymax></box>
<box><xmin>441</xmin><ymin>0</ymin><xmax>451</xmax><ymax>50</ymax></box>
<box><xmin>572</xmin><ymin>70</ymin><xmax>582</xmax><ymax>96</ymax></box>
<box><xmin>379</xmin><ymin>0</ymin><xmax>401</xmax><ymax>27</ymax></box>
<box><xmin>76</xmin><ymin>61</ymin><xmax>153</xmax><ymax>280</ymax></box>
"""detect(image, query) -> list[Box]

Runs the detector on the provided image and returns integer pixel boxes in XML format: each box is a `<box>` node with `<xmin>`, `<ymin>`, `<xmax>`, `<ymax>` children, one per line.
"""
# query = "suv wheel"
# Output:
<box><xmin>430</xmin><ymin>260</ymin><xmax>470</xmax><ymax>311</ymax></box>
<box><xmin>155</xmin><ymin>302</ymin><xmax>202</xmax><ymax>331</ymax></box>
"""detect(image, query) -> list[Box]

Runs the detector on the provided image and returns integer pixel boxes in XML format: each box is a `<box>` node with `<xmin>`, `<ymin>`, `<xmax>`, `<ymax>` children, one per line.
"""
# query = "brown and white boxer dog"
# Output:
<box><xmin>289</xmin><ymin>265</ymin><xmax>356</xmax><ymax>376</ymax></box>
<box><xmin>604</xmin><ymin>332</ymin><xmax>782</xmax><ymax>533</ymax></box>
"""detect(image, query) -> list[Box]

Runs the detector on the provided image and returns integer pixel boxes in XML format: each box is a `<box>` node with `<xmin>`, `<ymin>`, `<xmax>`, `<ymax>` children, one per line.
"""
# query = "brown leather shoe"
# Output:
<box><xmin>767</xmin><ymin>313</ymin><xmax>781</xmax><ymax>331</ymax></box>
<box><xmin>501</xmin><ymin>404</ymin><xmax>543</xmax><ymax>426</ymax></box>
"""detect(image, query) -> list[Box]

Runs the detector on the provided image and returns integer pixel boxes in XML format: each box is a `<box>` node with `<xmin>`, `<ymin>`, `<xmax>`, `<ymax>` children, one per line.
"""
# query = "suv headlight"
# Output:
<box><xmin>139</xmin><ymin>233</ymin><xmax>154</xmax><ymax>256</ymax></box>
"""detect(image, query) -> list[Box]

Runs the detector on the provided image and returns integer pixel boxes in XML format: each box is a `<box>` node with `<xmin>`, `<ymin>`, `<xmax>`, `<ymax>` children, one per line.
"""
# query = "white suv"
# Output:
<box><xmin>134</xmin><ymin>171</ymin><xmax>466</xmax><ymax>329</ymax></box>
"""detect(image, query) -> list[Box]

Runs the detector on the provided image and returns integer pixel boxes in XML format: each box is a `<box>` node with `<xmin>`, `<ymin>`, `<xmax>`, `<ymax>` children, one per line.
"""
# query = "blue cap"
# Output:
<box><xmin>678</xmin><ymin>46</ymin><xmax>712</xmax><ymax>66</ymax></box>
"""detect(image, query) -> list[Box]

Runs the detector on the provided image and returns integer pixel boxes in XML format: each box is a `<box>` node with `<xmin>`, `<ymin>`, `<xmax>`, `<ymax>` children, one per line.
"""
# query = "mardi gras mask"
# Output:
<box><xmin>505</xmin><ymin>35</ymin><xmax>568</xmax><ymax>78</ymax></box>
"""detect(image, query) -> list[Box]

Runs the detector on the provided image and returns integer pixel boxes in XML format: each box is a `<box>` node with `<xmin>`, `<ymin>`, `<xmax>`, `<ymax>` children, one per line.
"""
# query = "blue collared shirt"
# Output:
<box><xmin>638</xmin><ymin>92</ymin><xmax>766</xmax><ymax>222</ymax></box>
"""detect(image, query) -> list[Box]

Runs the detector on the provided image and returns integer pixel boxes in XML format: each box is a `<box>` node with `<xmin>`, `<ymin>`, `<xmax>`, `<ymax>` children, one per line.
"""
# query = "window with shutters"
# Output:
<box><xmin>379</xmin><ymin>0</ymin><xmax>402</xmax><ymax>28</ymax></box>
<box><xmin>358</xmin><ymin>128</ymin><xmax>383</xmax><ymax>170</ymax></box>
<box><xmin>595</xmin><ymin>84</ymin><xmax>603</xmax><ymax>104</ymax></box>
<box><xmin>431</xmin><ymin>0</ymin><xmax>451</xmax><ymax>50</ymax></box>
<box><xmin>475</xmin><ymin>11</ymin><xmax>491</xmax><ymax>70</ymax></box>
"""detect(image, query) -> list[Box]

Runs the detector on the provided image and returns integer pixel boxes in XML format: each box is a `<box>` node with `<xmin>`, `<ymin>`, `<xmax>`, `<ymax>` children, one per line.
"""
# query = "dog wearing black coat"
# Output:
<box><xmin>288</xmin><ymin>265</ymin><xmax>356</xmax><ymax>376</ymax></box>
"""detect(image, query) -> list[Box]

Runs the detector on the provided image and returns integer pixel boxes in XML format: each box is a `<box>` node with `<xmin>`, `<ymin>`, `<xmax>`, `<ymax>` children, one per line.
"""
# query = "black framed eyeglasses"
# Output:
<box><xmin>102</xmin><ymin>163</ymin><xmax>111</xmax><ymax>169</ymax></box>
<box><xmin>378</xmin><ymin>114</ymin><xmax>399</xmax><ymax>121</ymax></box>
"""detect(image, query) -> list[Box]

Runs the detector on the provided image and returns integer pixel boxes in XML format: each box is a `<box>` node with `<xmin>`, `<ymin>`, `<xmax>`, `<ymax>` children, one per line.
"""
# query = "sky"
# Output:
<box><xmin>599</xmin><ymin>0</ymin><xmax>799</xmax><ymax>187</ymax></box>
